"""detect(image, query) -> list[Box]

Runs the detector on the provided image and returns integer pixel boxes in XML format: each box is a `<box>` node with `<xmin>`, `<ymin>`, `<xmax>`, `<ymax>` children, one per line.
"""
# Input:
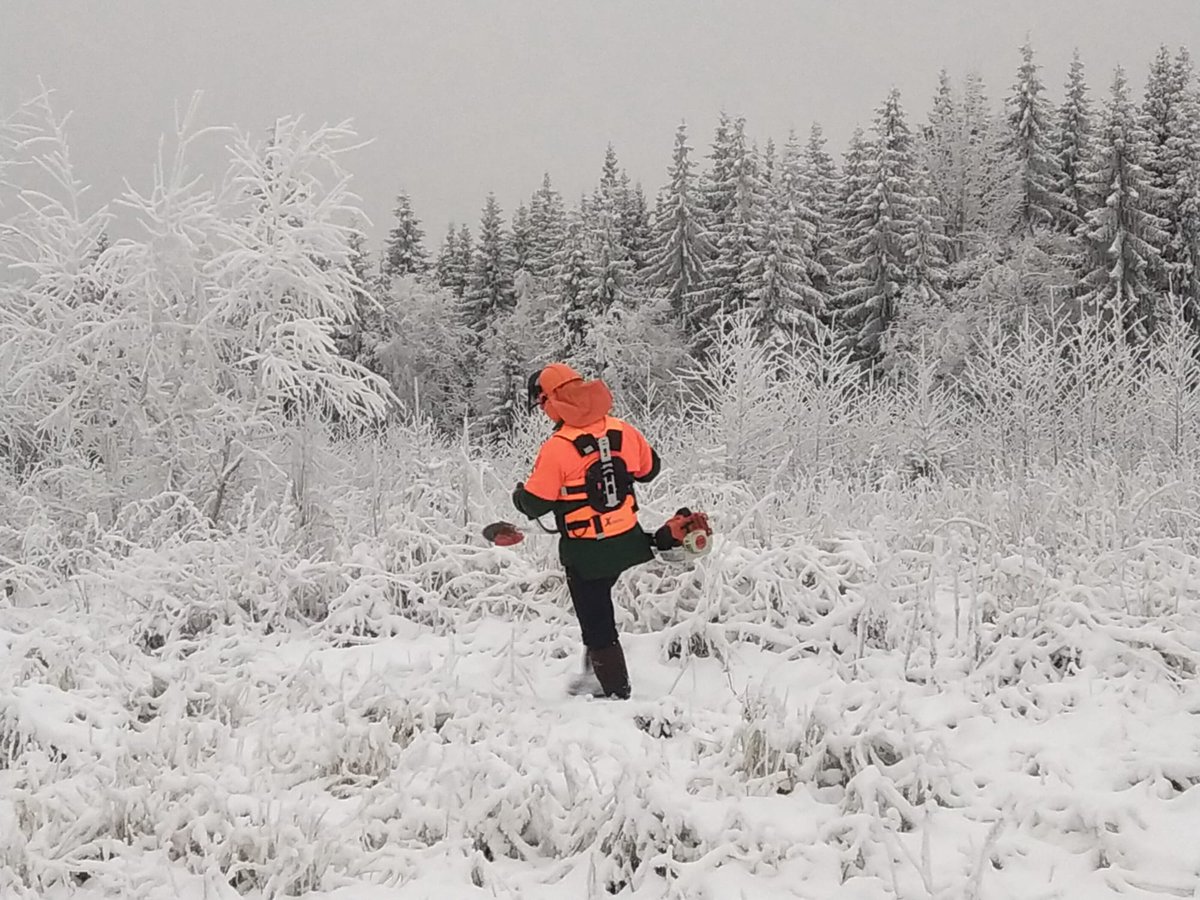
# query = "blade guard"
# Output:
<box><xmin>482</xmin><ymin>521</ymin><xmax>525</xmax><ymax>546</ymax></box>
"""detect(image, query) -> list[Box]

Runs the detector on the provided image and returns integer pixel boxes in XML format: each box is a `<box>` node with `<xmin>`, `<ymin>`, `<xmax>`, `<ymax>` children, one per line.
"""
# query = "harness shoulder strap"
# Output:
<box><xmin>553</xmin><ymin>423</ymin><xmax>585</xmax><ymax>452</ymax></box>
<box><xmin>558</xmin><ymin>419</ymin><xmax>625</xmax><ymax>459</ymax></box>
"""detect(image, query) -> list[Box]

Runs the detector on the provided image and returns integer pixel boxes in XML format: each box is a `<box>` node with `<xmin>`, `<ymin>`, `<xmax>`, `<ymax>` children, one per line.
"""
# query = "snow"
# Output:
<box><xmin>2</xmin><ymin>82</ymin><xmax>1200</xmax><ymax>900</ymax></box>
<box><xmin>3</xmin><ymin>499</ymin><xmax>1199</xmax><ymax>899</ymax></box>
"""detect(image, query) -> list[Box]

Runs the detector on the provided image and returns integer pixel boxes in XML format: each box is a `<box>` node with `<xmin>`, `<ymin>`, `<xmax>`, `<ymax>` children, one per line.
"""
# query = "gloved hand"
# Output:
<box><xmin>511</xmin><ymin>482</ymin><xmax>527</xmax><ymax>516</ymax></box>
<box><xmin>654</xmin><ymin>507</ymin><xmax>710</xmax><ymax>551</ymax></box>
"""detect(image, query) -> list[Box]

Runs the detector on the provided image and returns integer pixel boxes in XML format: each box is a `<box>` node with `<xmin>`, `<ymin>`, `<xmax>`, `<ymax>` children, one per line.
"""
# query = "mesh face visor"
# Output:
<box><xmin>526</xmin><ymin>370</ymin><xmax>545</xmax><ymax>412</ymax></box>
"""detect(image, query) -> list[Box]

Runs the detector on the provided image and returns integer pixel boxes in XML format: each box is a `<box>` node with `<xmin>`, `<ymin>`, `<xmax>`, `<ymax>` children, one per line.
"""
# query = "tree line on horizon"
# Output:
<box><xmin>345</xmin><ymin>42</ymin><xmax>1200</xmax><ymax>436</ymax></box>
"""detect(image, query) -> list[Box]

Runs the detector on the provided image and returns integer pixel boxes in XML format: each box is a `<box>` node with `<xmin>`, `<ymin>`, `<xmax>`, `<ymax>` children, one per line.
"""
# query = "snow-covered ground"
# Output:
<box><xmin>4</xmin><ymin>446</ymin><xmax>1200</xmax><ymax>899</ymax></box>
<box><xmin>2</xmin><ymin>96</ymin><xmax>1200</xmax><ymax>899</ymax></box>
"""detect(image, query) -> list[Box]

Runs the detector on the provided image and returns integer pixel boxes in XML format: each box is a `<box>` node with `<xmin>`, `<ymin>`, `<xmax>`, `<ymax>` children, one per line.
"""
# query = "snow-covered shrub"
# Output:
<box><xmin>1142</xmin><ymin>311</ymin><xmax>1200</xmax><ymax>462</ymax></box>
<box><xmin>777</xmin><ymin>327</ymin><xmax>873</xmax><ymax>482</ymax></box>
<box><xmin>357</xmin><ymin>275</ymin><xmax>472</xmax><ymax>430</ymax></box>
<box><xmin>584</xmin><ymin>771</ymin><xmax>705</xmax><ymax>894</ymax></box>
<box><xmin>672</xmin><ymin>310</ymin><xmax>794</xmax><ymax>494</ymax></box>
<box><xmin>0</xmin><ymin>95</ymin><xmax>390</xmax><ymax>575</ymax></box>
<box><xmin>83</xmin><ymin>517</ymin><xmax>327</xmax><ymax>647</ymax></box>
<box><xmin>578</xmin><ymin>292</ymin><xmax>690</xmax><ymax>418</ymax></box>
<box><xmin>881</xmin><ymin>344</ymin><xmax>967</xmax><ymax>482</ymax></box>
<box><xmin>730</xmin><ymin>688</ymin><xmax>825</xmax><ymax>795</ymax></box>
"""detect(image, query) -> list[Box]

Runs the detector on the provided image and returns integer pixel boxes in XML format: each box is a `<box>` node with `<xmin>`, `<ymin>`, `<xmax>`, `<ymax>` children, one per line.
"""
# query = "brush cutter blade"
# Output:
<box><xmin>483</xmin><ymin>521</ymin><xmax>525</xmax><ymax>546</ymax></box>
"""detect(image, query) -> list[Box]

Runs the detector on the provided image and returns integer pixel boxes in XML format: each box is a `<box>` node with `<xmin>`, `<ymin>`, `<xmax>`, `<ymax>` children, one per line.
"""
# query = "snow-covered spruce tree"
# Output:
<box><xmin>774</xmin><ymin>134</ymin><xmax>813</xmax><ymax>256</ymax></box>
<box><xmin>552</xmin><ymin>210</ymin><xmax>593</xmax><ymax>353</ymax></box>
<box><xmin>586</xmin><ymin>186</ymin><xmax>634</xmax><ymax>321</ymax></box>
<box><xmin>527</xmin><ymin>172</ymin><xmax>566</xmax><ymax>280</ymax></box>
<box><xmin>922</xmin><ymin>70</ymin><xmax>1016</xmax><ymax>262</ymax></box>
<box><xmin>835</xmin><ymin>125</ymin><xmax>873</xmax><ymax>248</ymax></box>
<box><xmin>1005</xmin><ymin>41</ymin><xmax>1067</xmax><ymax>236</ymax></box>
<box><xmin>917</xmin><ymin>69</ymin><xmax>1056</xmax><ymax>329</ymax></box>
<box><xmin>1077</xmin><ymin>67</ymin><xmax>1170</xmax><ymax>343</ymax></box>
<box><xmin>904</xmin><ymin>166</ymin><xmax>950</xmax><ymax>308</ymax></box>
<box><xmin>1051</xmin><ymin>50</ymin><xmax>1094</xmax><ymax>235</ymax></box>
<box><xmin>617</xmin><ymin>176</ymin><xmax>653</xmax><ymax>272</ymax></box>
<box><xmin>584</xmin><ymin>145</ymin><xmax>638</xmax><ymax>305</ymax></box>
<box><xmin>713</xmin><ymin>118</ymin><xmax>764</xmax><ymax>315</ymax></box>
<box><xmin>461</xmin><ymin>193</ymin><xmax>516</xmax><ymax>339</ymax></box>
<box><xmin>511</xmin><ymin>201</ymin><xmax>533</xmax><ymax>274</ymax></box>
<box><xmin>1141</xmin><ymin>46</ymin><xmax>1200</xmax><ymax>316</ymax></box>
<box><xmin>457</xmin><ymin>196</ymin><xmax>515</xmax><ymax>423</ymax></box>
<box><xmin>924</xmin><ymin>69</ymin><xmax>961</xmax><ymax>242</ymax></box>
<box><xmin>590</xmin><ymin>147</ymin><xmax>622</xmax><ymax>246</ymax></box>
<box><xmin>692</xmin><ymin>111</ymin><xmax>736</xmax><ymax>338</ymax></box>
<box><xmin>742</xmin><ymin>141</ymin><xmax>824</xmax><ymax>342</ymax></box>
<box><xmin>434</xmin><ymin>223</ymin><xmax>462</xmax><ymax>294</ymax></box>
<box><xmin>796</xmin><ymin>123</ymin><xmax>844</xmax><ymax>303</ymax></box>
<box><xmin>599</xmin><ymin>142</ymin><xmax>622</xmax><ymax>198</ymax></box>
<box><xmin>831</xmin><ymin>126</ymin><xmax>877</xmax><ymax>360</ymax></box>
<box><xmin>380</xmin><ymin>191</ymin><xmax>428</xmax><ymax>281</ymax></box>
<box><xmin>760</xmin><ymin>137</ymin><xmax>777</xmax><ymax>185</ymax></box>
<box><xmin>834</xmin><ymin>91</ymin><xmax>943</xmax><ymax>366</ymax></box>
<box><xmin>965</xmin><ymin>71</ymin><xmax>1023</xmax><ymax>243</ymax></box>
<box><xmin>699</xmin><ymin>112</ymin><xmax>735</xmax><ymax>223</ymax></box>
<box><xmin>346</xmin><ymin>219</ymin><xmax>376</xmax><ymax>293</ymax></box>
<box><xmin>453</xmin><ymin>223</ymin><xmax>474</xmax><ymax>297</ymax></box>
<box><xmin>692</xmin><ymin>115</ymin><xmax>762</xmax><ymax>352</ymax></box>
<box><xmin>1170</xmin><ymin>49</ymin><xmax>1200</xmax><ymax>317</ymax></box>
<box><xmin>471</xmin><ymin>311</ymin><xmax>529</xmax><ymax>438</ymax></box>
<box><xmin>643</xmin><ymin>121</ymin><xmax>711</xmax><ymax>329</ymax></box>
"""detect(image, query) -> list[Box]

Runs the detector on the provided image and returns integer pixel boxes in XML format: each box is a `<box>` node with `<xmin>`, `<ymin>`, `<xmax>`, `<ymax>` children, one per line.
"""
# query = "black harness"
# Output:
<box><xmin>556</xmin><ymin>428</ymin><xmax>637</xmax><ymax>538</ymax></box>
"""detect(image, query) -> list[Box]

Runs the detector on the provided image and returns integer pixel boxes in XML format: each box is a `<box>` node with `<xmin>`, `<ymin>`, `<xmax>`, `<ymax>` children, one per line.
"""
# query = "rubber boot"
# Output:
<box><xmin>588</xmin><ymin>642</ymin><xmax>631</xmax><ymax>700</ymax></box>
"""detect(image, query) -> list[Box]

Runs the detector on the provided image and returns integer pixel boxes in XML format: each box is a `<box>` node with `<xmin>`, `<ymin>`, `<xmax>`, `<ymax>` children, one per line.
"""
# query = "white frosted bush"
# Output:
<box><xmin>0</xmin><ymin>95</ymin><xmax>391</xmax><ymax>577</ymax></box>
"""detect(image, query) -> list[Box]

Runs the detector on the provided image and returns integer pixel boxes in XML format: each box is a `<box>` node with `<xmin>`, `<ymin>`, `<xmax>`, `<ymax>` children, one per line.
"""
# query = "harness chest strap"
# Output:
<box><xmin>595</xmin><ymin>433</ymin><xmax>621</xmax><ymax>509</ymax></box>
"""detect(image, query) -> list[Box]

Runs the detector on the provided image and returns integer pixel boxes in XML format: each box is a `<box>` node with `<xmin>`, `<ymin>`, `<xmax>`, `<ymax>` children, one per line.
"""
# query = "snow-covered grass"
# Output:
<box><xmin>3</xmin><ymin>425</ymin><xmax>1200</xmax><ymax>899</ymax></box>
<box><xmin>2</xmin><ymin>98</ymin><xmax>1200</xmax><ymax>898</ymax></box>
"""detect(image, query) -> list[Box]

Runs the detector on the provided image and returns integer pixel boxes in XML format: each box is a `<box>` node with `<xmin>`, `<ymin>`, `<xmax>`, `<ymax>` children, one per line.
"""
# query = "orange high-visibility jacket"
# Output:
<box><xmin>523</xmin><ymin>415</ymin><xmax>656</xmax><ymax>539</ymax></box>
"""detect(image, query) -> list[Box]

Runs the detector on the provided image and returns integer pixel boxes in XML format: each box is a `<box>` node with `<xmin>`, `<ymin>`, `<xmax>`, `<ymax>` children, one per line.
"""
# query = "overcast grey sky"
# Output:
<box><xmin>3</xmin><ymin>1</ymin><xmax>1199</xmax><ymax>251</ymax></box>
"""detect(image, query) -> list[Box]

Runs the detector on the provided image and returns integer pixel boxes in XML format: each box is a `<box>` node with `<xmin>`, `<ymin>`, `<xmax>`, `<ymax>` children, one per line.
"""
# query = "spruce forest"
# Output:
<box><xmin>2</xmin><ymin>40</ymin><xmax>1200</xmax><ymax>900</ymax></box>
<box><xmin>357</xmin><ymin>43</ymin><xmax>1200</xmax><ymax>438</ymax></box>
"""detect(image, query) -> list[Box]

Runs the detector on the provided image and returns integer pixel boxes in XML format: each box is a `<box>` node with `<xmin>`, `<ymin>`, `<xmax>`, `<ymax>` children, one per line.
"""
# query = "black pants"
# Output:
<box><xmin>566</xmin><ymin>571</ymin><xmax>619</xmax><ymax>649</ymax></box>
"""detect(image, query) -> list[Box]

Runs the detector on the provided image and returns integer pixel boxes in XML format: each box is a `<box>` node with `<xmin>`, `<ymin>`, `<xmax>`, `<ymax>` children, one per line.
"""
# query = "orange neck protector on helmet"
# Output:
<box><xmin>537</xmin><ymin>363</ymin><xmax>613</xmax><ymax>428</ymax></box>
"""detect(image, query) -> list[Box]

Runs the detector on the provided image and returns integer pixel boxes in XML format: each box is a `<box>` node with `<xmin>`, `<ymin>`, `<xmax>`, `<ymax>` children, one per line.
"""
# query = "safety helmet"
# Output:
<box><xmin>526</xmin><ymin>363</ymin><xmax>583</xmax><ymax>413</ymax></box>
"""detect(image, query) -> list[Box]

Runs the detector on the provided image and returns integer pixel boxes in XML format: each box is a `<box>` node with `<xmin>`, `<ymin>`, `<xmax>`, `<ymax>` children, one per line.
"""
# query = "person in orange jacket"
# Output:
<box><xmin>512</xmin><ymin>362</ymin><xmax>686</xmax><ymax>699</ymax></box>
